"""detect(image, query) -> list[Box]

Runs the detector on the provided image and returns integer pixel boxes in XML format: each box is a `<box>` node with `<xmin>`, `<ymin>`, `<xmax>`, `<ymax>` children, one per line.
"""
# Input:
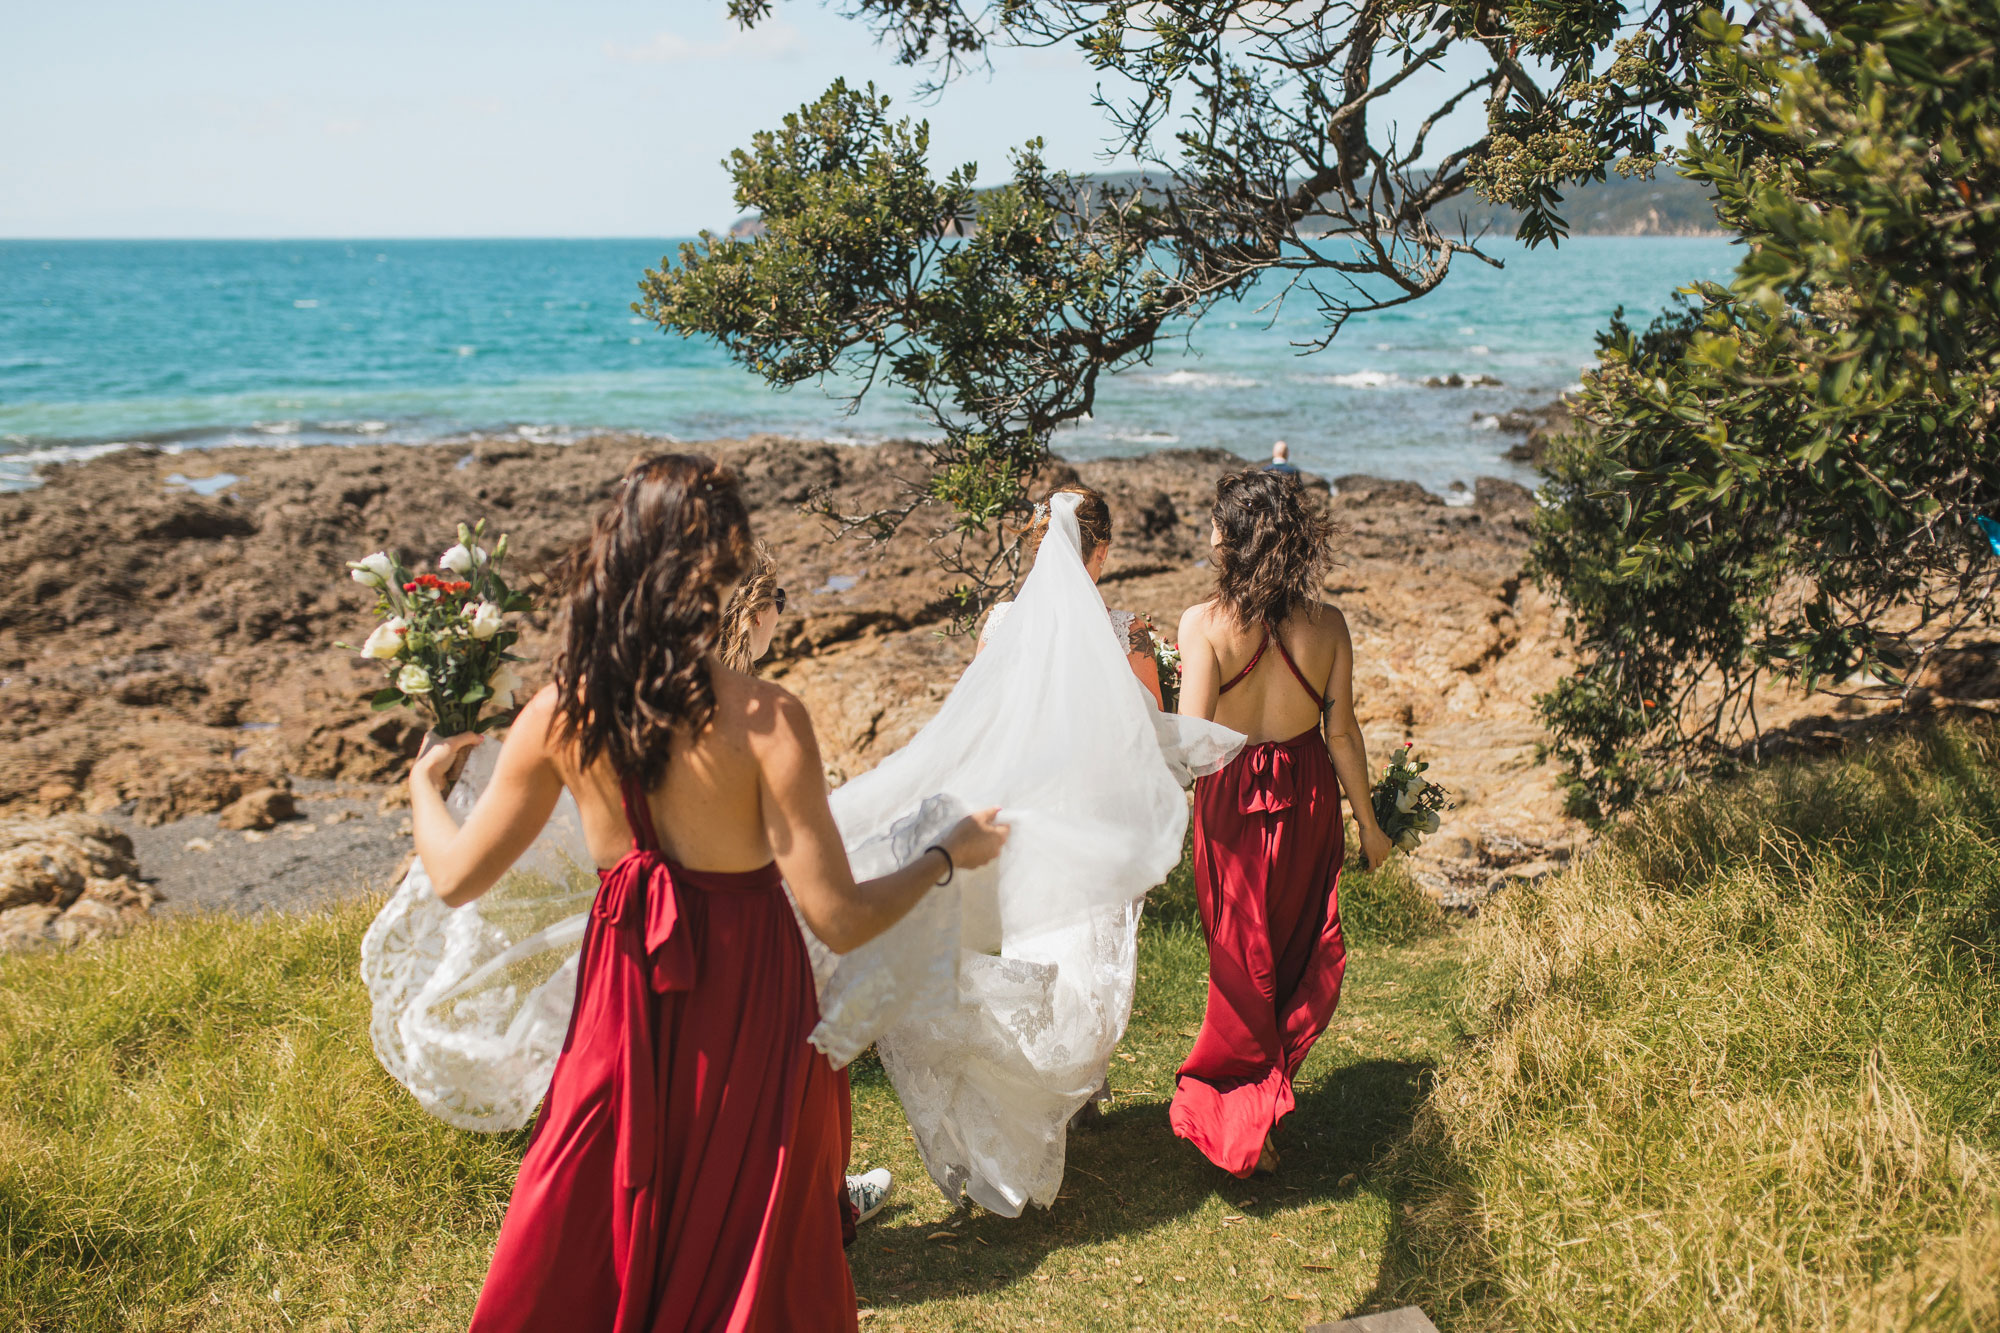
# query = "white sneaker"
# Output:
<box><xmin>847</xmin><ymin>1168</ymin><xmax>893</xmax><ymax>1224</ymax></box>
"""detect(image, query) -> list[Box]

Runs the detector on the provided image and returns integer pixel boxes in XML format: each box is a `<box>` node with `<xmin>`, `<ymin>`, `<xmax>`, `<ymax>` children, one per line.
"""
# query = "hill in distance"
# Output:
<box><xmin>727</xmin><ymin>170</ymin><xmax>1723</xmax><ymax>239</ymax></box>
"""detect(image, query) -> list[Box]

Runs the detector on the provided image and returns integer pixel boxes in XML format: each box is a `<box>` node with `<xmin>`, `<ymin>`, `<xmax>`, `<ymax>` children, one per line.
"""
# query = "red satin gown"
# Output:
<box><xmin>468</xmin><ymin>776</ymin><xmax>857</xmax><ymax>1333</ymax></box>
<box><xmin>1170</xmin><ymin>626</ymin><xmax>1349</xmax><ymax>1178</ymax></box>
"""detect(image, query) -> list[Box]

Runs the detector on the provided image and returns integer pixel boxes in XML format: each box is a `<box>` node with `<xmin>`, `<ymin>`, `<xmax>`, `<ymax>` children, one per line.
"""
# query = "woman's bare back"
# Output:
<box><xmin>556</xmin><ymin>667</ymin><xmax>790</xmax><ymax>873</ymax></box>
<box><xmin>1181</xmin><ymin>600</ymin><xmax>1346</xmax><ymax>745</ymax></box>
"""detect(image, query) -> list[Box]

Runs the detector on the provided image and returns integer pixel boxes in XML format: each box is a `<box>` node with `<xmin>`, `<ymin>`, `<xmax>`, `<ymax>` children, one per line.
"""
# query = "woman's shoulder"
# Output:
<box><xmin>1287</xmin><ymin>598</ymin><xmax>1350</xmax><ymax>645</ymax></box>
<box><xmin>1177</xmin><ymin>598</ymin><xmax>1226</xmax><ymax>637</ymax></box>
<box><xmin>712</xmin><ymin>667</ymin><xmax>810</xmax><ymax>733</ymax></box>
<box><xmin>1105</xmin><ymin>606</ymin><xmax>1153</xmax><ymax>654</ymax></box>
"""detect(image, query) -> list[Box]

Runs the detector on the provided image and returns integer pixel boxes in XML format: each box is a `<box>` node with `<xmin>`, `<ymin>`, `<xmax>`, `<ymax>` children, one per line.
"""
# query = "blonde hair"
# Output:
<box><xmin>719</xmin><ymin>541</ymin><xmax>779</xmax><ymax>672</ymax></box>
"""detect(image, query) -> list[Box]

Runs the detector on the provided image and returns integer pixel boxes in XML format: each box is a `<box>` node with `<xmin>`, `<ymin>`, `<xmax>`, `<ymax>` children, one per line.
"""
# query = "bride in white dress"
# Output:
<box><xmin>361</xmin><ymin>486</ymin><xmax>1241</xmax><ymax>1217</ymax></box>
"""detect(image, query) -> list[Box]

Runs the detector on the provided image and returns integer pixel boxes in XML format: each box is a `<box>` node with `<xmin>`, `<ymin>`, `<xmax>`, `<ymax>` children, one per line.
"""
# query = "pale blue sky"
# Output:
<box><xmin>1</xmin><ymin>2</ymin><xmax>1489</xmax><ymax>238</ymax></box>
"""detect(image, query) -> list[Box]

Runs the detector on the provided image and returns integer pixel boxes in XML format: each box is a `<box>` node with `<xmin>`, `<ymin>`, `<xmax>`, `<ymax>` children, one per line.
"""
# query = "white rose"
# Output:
<box><xmin>396</xmin><ymin>663</ymin><xmax>433</xmax><ymax>695</ymax></box>
<box><xmin>439</xmin><ymin>544</ymin><xmax>474</xmax><ymax>574</ymax></box>
<box><xmin>487</xmin><ymin>662</ymin><xmax>524</xmax><ymax>711</ymax></box>
<box><xmin>468</xmin><ymin>601</ymin><xmax>505</xmax><ymax>640</ymax></box>
<box><xmin>360</xmin><ymin>617</ymin><xmax>407</xmax><ymax>660</ymax></box>
<box><xmin>1419</xmin><ymin>809</ymin><xmax>1441</xmax><ymax>834</ymax></box>
<box><xmin>1395</xmin><ymin>776</ymin><xmax>1429</xmax><ymax>813</ymax></box>
<box><xmin>349</xmin><ymin>552</ymin><xmax>395</xmax><ymax>587</ymax></box>
<box><xmin>1395</xmin><ymin>828</ymin><xmax>1422</xmax><ymax>851</ymax></box>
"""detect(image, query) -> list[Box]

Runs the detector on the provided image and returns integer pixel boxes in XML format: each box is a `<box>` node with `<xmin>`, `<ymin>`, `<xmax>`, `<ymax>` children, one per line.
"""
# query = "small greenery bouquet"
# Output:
<box><xmin>1151</xmin><ymin>632</ymin><xmax>1183</xmax><ymax>712</ymax></box>
<box><xmin>1372</xmin><ymin>743</ymin><xmax>1451</xmax><ymax>852</ymax></box>
<box><xmin>341</xmin><ymin>520</ymin><xmax>533</xmax><ymax>739</ymax></box>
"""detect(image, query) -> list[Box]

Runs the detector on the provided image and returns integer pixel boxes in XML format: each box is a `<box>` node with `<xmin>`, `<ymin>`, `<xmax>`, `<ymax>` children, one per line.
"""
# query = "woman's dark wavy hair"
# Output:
<box><xmin>1211</xmin><ymin>468</ymin><xmax>1336</xmax><ymax>629</ymax></box>
<box><xmin>551</xmin><ymin>453</ymin><xmax>752</xmax><ymax>789</ymax></box>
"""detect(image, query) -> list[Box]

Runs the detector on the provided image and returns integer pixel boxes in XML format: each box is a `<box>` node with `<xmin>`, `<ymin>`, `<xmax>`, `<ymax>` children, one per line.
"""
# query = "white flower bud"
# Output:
<box><xmin>439</xmin><ymin>544</ymin><xmax>474</xmax><ymax>574</ymax></box>
<box><xmin>349</xmin><ymin>552</ymin><xmax>396</xmax><ymax>587</ymax></box>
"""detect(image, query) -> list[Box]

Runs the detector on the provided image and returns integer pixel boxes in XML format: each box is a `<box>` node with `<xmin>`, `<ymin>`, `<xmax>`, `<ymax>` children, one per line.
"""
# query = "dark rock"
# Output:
<box><xmin>1332</xmin><ymin>476</ymin><xmax>1444</xmax><ymax>507</ymax></box>
<box><xmin>135</xmin><ymin>498</ymin><xmax>258</xmax><ymax>542</ymax></box>
<box><xmin>216</xmin><ymin>785</ymin><xmax>299</xmax><ymax>831</ymax></box>
<box><xmin>1474</xmin><ymin>478</ymin><xmax>1535</xmax><ymax>514</ymax></box>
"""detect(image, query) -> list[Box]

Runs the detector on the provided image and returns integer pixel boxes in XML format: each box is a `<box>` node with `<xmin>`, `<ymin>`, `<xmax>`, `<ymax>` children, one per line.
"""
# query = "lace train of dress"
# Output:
<box><xmin>360</xmin><ymin>741</ymin><xmax>597</xmax><ymax>1131</ymax></box>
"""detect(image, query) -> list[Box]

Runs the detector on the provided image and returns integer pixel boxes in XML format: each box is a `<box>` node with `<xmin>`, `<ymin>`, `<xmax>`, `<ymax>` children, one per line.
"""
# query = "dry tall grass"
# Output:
<box><xmin>1389</xmin><ymin>723</ymin><xmax>2000</xmax><ymax>1331</ymax></box>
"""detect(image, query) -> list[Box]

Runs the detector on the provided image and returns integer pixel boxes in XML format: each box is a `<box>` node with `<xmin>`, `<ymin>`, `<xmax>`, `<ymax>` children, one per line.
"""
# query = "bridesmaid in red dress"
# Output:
<box><xmin>406</xmin><ymin>454</ymin><xmax>1008</xmax><ymax>1333</ymax></box>
<box><xmin>1169</xmin><ymin>468</ymin><xmax>1392</xmax><ymax>1178</ymax></box>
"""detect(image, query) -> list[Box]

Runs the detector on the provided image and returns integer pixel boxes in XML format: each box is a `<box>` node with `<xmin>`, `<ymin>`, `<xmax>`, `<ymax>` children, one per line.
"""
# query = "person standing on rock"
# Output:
<box><xmin>1170</xmin><ymin>467</ymin><xmax>1391</xmax><ymax>1177</ymax></box>
<box><xmin>405</xmin><ymin>453</ymin><xmax>1007</xmax><ymax>1332</ymax></box>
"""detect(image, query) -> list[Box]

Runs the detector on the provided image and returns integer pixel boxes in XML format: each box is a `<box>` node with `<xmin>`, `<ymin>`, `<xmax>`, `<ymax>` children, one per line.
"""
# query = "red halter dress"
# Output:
<box><xmin>1169</xmin><ymin>626</ymin><xmax>1349</xmax><ymax>1177</ymax></box>
<box><xmin>468</xmin><ymin>776</ymin><xmax>857</xmax><ymax>1333</ymax></box>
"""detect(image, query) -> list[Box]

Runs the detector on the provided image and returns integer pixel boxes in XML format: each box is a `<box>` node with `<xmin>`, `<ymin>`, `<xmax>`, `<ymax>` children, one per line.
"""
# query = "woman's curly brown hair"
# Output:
<box><xmin>1022</xmin><ymin>483</ymin><xmax>1112</xmax><ymax>565</ymax></box>
<box><xmin>551</xmin><ymin>453</ymin><xmax>753</xmax><ymax>789</ymax></box>
<box><xmin>1211</xmin><ymin>468</ymin><xmax>1336</xmax><ymax>629</ymax></box>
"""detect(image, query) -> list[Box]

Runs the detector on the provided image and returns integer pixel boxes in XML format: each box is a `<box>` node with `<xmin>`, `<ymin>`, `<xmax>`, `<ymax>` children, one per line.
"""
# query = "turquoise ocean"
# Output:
<box><xmin>0</xmin><ymin>236</ymin><xmax>1736</xmax><ymax>493</ymax></box>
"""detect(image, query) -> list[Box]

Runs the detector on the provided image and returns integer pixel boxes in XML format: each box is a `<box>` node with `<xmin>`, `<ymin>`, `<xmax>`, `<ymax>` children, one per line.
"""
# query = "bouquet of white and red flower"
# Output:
<box><xmin>341</xmin><ymin>520</ymin><xmax>533</xmax><ymax>743</ymax></box>
<box><xmin>1151</xmin><ymin>632</ymin><xmax>1184</xmax><ymax>713</ymax></box>
<box><xmin>1372</xmin><ymin>743</ymin><xmax>1452</xmax><ymax>852</ymax></box>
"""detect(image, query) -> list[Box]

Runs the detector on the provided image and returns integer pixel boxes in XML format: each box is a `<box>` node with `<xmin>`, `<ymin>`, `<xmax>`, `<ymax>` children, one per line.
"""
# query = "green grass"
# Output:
<box><xmin>1385</xmin><ymin>723</ymin><xmax>2000</xmax><ymax>1331</ymax></box>
<box><xmin>0</xmin><ymin>849</ymin><xmax>1447</xmax><ymax>1331</ymax></box>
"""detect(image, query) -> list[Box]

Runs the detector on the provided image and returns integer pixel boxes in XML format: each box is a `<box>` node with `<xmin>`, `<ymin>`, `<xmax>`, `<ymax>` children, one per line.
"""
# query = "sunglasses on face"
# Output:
<box><xmin>773</xmin><ymin>587</ymin><xmax>787</xmax><ymax>615</ymax></box>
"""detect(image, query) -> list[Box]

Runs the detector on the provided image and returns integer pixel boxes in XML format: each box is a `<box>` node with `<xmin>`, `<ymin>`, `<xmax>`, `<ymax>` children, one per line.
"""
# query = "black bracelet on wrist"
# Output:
<box><xmin>924</xmin><ymin>843</ymin><xmax>954</xmax><ymax>886</ymax></box>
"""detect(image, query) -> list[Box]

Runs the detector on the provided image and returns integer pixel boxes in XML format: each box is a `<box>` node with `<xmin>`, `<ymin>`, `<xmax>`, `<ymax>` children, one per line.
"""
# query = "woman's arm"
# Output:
<box><xmin>756</xmin><ymin>689</ymin><xmax>1007</xmax><ymax>953</ymax></box>
<box><xmin>1126</xmin><ymin>651</ymin><xmax>1164</xmax><ymax>709</ymax></box>
<box><xmin>1318</xmin><ymin>608</ymin><xmax>1392</xmax><ymax>870</ymax></box>
<box><xmin>1124</xmin><ymin>614</ymin><xmax>1164</xmax><ymax>708</ymax></box>
<box><xmin>409</xmin><ymin>687</ymin><xmax>567</xmax><ymax>907</ymax></box>
<box><xmin>1175</xmin><ymin>605</ymin><xmax>1222</xmax><ymax>721</ymax></box>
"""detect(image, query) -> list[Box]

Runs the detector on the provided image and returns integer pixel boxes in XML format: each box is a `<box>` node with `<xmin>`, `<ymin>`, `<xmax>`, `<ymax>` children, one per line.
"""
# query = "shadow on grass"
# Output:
<box><xmin>852</xmin><ymin>1057</ymin><xmax>1434</xmax><ymax>1309</ymax></box>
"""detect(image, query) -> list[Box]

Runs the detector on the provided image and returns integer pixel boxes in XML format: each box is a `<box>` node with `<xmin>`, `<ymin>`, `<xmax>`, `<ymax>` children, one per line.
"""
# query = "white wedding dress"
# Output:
<box><xmin>359</xmin><ymin>494</ymin><xmax>1242</xmax><ymax>1215</ymax></box>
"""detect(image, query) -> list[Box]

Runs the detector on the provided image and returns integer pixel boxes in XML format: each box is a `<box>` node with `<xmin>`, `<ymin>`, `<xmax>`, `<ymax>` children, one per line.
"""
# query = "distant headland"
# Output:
<box><xmin>728</xmin><ymin>171</ymin><xmax>1724</xmax><ymax>240</ymax></box>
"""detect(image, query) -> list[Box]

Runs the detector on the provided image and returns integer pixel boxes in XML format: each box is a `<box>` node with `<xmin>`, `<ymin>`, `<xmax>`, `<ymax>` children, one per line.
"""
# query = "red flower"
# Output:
<box><xmin>448</xmin><ymin>580</ymin><xmax>472</xmax><ymax>594</ymax></box>
<box><xmin>402</xmin><ymin>582</ymin><xmax>418</xmax><ymax>592</ymax></box>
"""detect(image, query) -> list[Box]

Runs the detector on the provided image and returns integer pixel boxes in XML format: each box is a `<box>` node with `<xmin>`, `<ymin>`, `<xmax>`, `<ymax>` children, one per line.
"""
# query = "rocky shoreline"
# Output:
<box><xmin>0</xmin><ymin>434</ymin><xmax>1585</xmax><ymax>943</ymax></box>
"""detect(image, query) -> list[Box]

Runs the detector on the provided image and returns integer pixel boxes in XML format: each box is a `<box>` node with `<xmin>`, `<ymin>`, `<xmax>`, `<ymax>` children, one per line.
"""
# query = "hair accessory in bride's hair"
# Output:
<box><xmin>1033</xmin><ymin>501</ymin><xmax>1049</xmax><ymax>521</ymax></box>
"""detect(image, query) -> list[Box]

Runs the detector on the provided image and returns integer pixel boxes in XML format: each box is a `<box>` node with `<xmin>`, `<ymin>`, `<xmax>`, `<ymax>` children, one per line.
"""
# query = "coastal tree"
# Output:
<box><xmin>1532</xmin><ymin>0</ymin><xmax>2000</xmax><ymax>813</ymax></box>
<box><xmin>638</xmin><ymin>0</ymin><xmax>1716</xmax><ymax>617</ymax></box>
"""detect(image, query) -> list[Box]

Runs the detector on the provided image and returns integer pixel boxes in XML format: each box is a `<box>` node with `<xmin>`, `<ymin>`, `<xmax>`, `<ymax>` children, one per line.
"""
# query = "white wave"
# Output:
<box><xmin>456</xmin><ymin>345</ymin><xmax>477</xmax><ymax>357</ymax></box>
<box><xmin>1143</xmin><ymin>369</ymin><xmax>1263</xmax><ymax>390</ymax></box>
<box><xmin>1467</xmin><ymin>344</ymin><xmax>1491</xmax><ymax>356</ymax></box>
<box><xmin>1104</xmin><ymin>428</ymin><xmax>1180</xmax><ymax>445</ymax></box>
<box><xmin>1295</xmin><ymin>369</ymin><xmax>1404</xmax><ymax>389</ymax></box>
<box><xmin>1443</xmin><ymin>487</ymin><xmax>1477</xmax><ymax>508</ymax></box>
<box><xmin>3</xmin><ymin>441</ymin><xmax>134</xmax><ymax>467</ymax></box>
<box><xmin>255</xmin><ymin>420</ymin><xmax>301</xmax><ymax>435</ymax></box>
<box><xmin>293</xmin><ymin>299</ymin><xmax>319</xmax><ymax>309</ymax></box>
<box><xmin>1472</xmin><ymin>414</ymin><xmax>1501</xmax><ymax>432</ymax></box>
